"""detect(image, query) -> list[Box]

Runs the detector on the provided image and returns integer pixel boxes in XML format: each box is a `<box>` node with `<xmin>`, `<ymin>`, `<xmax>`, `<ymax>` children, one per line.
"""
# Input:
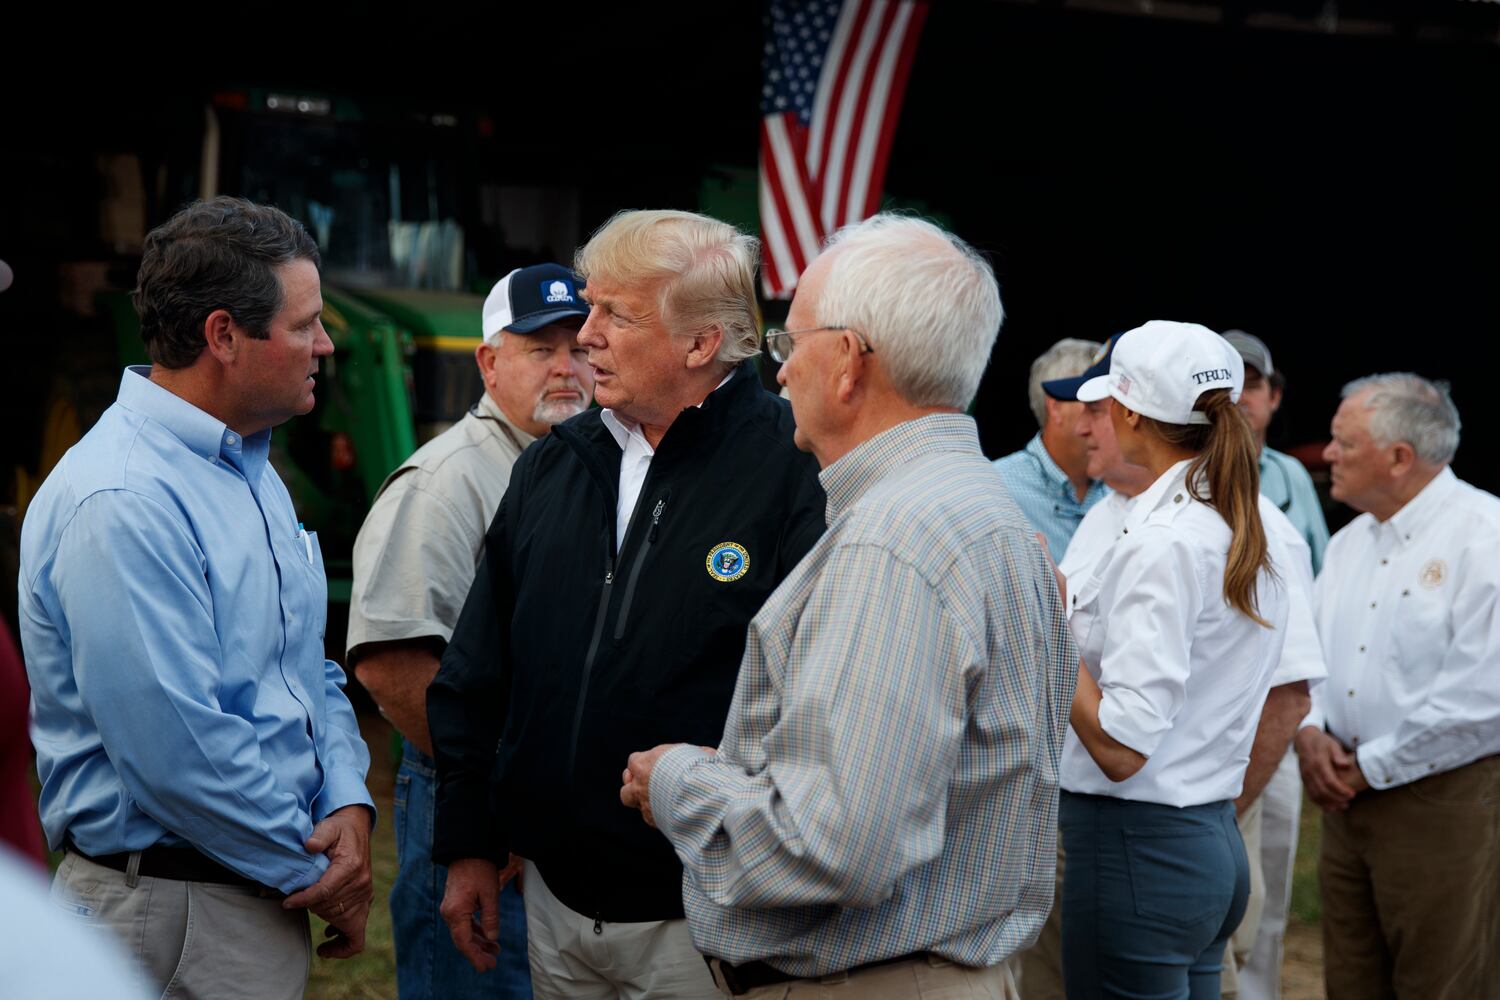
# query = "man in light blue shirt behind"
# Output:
<box><xmin>20</xmin><ymin>197</ymin><xmax>375</xmax><ymax>1000</ymax></box>
<box><xmin>992</xmin><ymin>338</ymin><xmax>1107</xmax><ymax>557</ymax></box>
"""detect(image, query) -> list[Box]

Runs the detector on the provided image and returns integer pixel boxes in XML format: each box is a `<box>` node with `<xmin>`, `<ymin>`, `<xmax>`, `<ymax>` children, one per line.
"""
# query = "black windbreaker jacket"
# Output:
<box><xmin>429</xmin><ymin>365</ymin><xmax>826</xmax><ymax>922</ymax></box>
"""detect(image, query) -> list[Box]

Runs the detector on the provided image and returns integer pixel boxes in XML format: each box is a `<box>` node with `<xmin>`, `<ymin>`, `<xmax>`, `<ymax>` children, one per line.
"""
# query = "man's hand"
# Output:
<box><xmin>621</xmin><ymin>743</ymin><xmax>707</xmax><ymax>828</ymax></box>
<box><xmin>283</xmin><ymin>805</ymin><xmax>375</xmax><ymax>958</ymax></box>
<box><xmin>1294</xmin><ymin>726</ymin><xmax>1357</xmax><ymax>812</ymax></box>
<box><xmin>1334</xmin><ymin>758</ymin><xmax>1371</xmax><ymax>795</ymax></box>
<box><xmin>441</xmin><ymin>857</ymin><xmax>504</xmax><ymax>972</ymax></box>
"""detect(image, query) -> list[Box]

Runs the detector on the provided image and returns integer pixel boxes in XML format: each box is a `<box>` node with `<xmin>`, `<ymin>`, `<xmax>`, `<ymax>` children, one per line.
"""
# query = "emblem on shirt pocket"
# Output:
<box><xmin>1419</xmin><ymin>559</ymin><xmax>1447</xmax><ymax>590</ymax></box>
<box><xmin>706</xmin><ymin>542</ymin><xmax>749</xmax><ymax>582</ymax></box>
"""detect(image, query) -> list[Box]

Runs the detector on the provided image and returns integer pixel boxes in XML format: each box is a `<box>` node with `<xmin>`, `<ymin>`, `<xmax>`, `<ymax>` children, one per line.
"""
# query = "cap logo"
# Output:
<box><xmin>1192</xmin><ymin>368</ymin><xmax>1232</xmax><ymax>385</ymax></box>
<box><xmin>543</xmin><ymin>279</ymin><xmax>576</xmax><ymax>304</ymax></box>
<box><xmin>706</xmin><ymin>542</ymin><xmax>749</xmax><ymax>583</ymax></box>
<box><xmin>1117</xmin><ymin>375</ymin><xmax>1132</xmax><ymax>396</ymax></box>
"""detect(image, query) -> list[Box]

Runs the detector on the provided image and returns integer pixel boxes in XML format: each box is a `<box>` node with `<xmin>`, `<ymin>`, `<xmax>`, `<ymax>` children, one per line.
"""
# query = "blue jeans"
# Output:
<box><xmin>1059</xmin><ymin>792</ymin><xmax>1249</xmax><ymax>1000</ymax></box>
<box><xmin>392</xmin><ymin>740</ymin><xmax>532</xmax><ymax>1000</ymax></box>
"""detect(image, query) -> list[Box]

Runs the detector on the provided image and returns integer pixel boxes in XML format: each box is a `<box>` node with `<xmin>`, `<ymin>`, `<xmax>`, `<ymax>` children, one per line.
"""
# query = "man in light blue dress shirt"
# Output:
<box><xmin>20</xmin><ymin>197</ymin><xmax>375</xmax><ymax>1000</ymax></box>
<box><xmin>992</xmin><ymin>338</ymin><xmax>1107</xmax><ymax>557</ymax></box>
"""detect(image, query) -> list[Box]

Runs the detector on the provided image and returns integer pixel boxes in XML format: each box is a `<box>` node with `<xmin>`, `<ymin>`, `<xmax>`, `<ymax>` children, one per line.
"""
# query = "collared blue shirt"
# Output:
<box><xmin>1259</xmin><ymin>445</ymin><xmax>1330</xmax><ymax>575</ymax></box>
<box><xmin>20</xmin><ymin>367</ymin><xmax>373</xmax><ymax>893</ymax></box>
<box><xmin>993</xmin><ymin>432</ymin><xmax>1107</xmax><ymax>558</ymax></box>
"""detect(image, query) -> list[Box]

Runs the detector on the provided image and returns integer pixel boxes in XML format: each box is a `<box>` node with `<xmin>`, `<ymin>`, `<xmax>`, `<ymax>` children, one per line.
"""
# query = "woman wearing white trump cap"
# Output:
<box><xmin>1058</xmin><ymin>320</ymin><xmax>1290</xmax><ymax>1000</ymax></box>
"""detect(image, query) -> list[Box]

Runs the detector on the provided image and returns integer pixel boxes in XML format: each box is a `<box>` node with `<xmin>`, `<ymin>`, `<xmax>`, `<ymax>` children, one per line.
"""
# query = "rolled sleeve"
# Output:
<box><xmin>1355</xmin><ymin>550</ymin><xmax>1500</xmax><ymax>788</ymax></box>
<box><xmin>650</xmin><ymin>745</ymin><xmax>717</xmax><ymax>847</ymax></box>
<box><xmin>1095</xmin><ymin>530</ymin><xmax>1203</xmax><ymax>758</ymax></box>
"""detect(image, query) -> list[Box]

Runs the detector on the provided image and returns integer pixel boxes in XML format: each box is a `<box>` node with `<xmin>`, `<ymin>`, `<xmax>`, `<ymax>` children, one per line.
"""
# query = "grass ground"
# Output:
<box><xmin>307</xmin><ymin>713</ymin><xmax>400</xmax><ymax>1000</ymax></box>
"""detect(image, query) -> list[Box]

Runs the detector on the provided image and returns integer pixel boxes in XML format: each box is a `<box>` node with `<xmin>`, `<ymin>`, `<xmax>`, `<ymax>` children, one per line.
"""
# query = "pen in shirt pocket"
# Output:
<box><xmin>297</xmin><ymin>522</ymin><xmax>314</xmax><ymax>564</ymax></box>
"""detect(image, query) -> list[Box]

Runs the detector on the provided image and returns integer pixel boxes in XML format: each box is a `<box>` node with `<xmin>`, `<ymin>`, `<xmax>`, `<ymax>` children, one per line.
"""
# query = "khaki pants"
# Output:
<box><xmin>522</xmin><ymin>859</ymin><xmax>719</xmax><ymax>1000</ymax></box>
<box><xmin>1017</xmin><ymin>842</ymin><xmax>1065</xmax><ymax>1000</ymax></box>
<box><xmin>50</xmin><ymin>851</ymin><xmax>310</xmax><ymax>999</ymax></box>
<box><xmin>709</xmin><ymin>953</ymin><xmax>1020</xmax><ymax>999</ymax></box>
<box><xmin>1319</xmin><ymin>755</ymin><xmax>1500</xmax><ymax>1000</ymax></box>
<box><xmin>1221</xmin><ymin>793</ymin><xmax>1266</xmax><ymax>998</ymax></box>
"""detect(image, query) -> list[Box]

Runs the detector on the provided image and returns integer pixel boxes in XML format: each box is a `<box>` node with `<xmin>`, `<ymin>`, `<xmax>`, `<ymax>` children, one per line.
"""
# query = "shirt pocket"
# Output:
<box><xmin>299</xmin><ymin>529</ymin><xmax>330</xmax><ymax>641</ymax></box>
<box><xmin>1390</xmin><ymin>585</ymin><xmax>1449</xmax><ymax>680</ymax></box>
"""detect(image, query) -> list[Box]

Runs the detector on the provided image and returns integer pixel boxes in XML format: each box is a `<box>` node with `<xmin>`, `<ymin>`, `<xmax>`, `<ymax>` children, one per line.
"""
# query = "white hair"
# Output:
<box><xmin>1028</xmin><ymin>338</ymin><xmax>1100</xmax><ymax>426</ymax></box>
<box><xmin>815</xmin><ymin>213</ymin><xmax>1003</xmax><ymax>409</ymax></box>
<box><xmin>1342</xmin><ymin>372</ymin><xmax>1461</xmax><ymax>464</ymax></box>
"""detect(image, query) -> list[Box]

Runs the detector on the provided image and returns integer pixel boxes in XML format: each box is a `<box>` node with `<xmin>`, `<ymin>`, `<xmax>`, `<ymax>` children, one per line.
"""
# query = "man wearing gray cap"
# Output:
<box><xmin>1221</xmin><ymin>329</ymin><xmax>1329</xmax><ymax>1000</ymax></box>
<box><xmin>347</xmin><ymin>263</ymin><xmax>593</xmax><ymax>999</ymax></box>
<box><xmin>1224</xmin><ymin>330</ymin><xmax>1329</xmax><ymax>571</ymax></box>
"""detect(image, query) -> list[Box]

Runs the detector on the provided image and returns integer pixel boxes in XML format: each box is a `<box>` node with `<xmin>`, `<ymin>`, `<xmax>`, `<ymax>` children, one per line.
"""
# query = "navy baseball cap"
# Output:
<box><xmin>482</xmin><ymin>263</ymin><xmax>590</xmax><ymax>342</ymax></box>
<box><xmin>1042</xmin><ymin>333</ymin><xmax>1124</xmax><ymax>401</ymax></box>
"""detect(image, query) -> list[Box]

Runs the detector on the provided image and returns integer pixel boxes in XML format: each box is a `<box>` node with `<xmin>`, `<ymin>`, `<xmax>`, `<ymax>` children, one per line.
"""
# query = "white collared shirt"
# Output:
<box><xmin>599</xmin><ymin>409</ymin><xmax>655</xmax><ymax>552</ymax></box>
<box><xmin>1059</xmin><ymin>460</ymin><xmax>1291</xmax><ymax>806</ymax></box>
<box><xmin>600</xmin><ymin>372</ymin><xmax>735</xmax><ymax>554</ymax></box>
<box><xmin>1307</xmin><ymin>467</ymin><xmax>1500</xmax><ymax>789</ymax></box>
<box><xmin>1062</xmin><ymin>487</ymin><xmax>1326</xmax><ymax>690</ymax></box>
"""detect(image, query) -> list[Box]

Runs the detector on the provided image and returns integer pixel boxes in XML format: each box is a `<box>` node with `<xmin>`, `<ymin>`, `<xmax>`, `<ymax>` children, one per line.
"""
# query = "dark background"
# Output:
<box><xmin>3</xmin><ymin>1</ymin><xmax>1497</xmax><ymax>496</ymax></box>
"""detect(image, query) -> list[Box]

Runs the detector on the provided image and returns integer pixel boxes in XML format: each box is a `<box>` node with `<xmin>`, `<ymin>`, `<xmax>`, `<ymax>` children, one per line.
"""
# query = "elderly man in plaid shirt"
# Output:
<box><xmin>622</xmin><ymin>214</ymin><xmax>1075</xmax><ymax>999</ymax></box>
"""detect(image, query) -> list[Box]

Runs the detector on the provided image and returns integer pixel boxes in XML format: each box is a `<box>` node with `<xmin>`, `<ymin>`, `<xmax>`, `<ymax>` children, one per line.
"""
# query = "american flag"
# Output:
<box><xmin>759</xmin><ymin>0</ymin><xmax>930</xmax><ymax>298</ymax></box>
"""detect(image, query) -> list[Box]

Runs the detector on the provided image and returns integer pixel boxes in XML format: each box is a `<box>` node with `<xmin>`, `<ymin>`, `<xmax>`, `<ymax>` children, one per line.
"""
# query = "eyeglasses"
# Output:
<box><xmin>763</xmin><ymin>325</ymin><xmax>875</xmax><ymax>363</ymax></box>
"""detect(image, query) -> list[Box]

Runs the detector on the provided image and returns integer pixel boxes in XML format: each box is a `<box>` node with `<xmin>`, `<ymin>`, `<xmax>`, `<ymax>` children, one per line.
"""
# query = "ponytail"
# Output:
<box><xmin>1146</xmin><ymin>389</ymin><xmax>1275</xmax><ymax>626</ymax></box>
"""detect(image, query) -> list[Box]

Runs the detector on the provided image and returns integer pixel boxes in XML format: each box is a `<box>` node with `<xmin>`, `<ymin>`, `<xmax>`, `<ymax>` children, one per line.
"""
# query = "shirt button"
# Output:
<box><xmin>1348</xmin><ymin>689</ymin><xmax>1356</xmax><ymax>697</ymax></box>
<box><xmin>226</xmin><ymin>434</ymin><xmax>237</xmax><ymax>445</ymax></box>
<box><xmin>1369</xmin><ymin>602</ymin><xmax>1377</xmax><ymax>609</ymax></box>
<box><xmin>1402</xmin><ymin>589</ymin><xmax>1411</xmax><ymax>597</ymax></box>
<box><xmin>1359</xmin><ymin>645</ymin><xmax>1366</xmax><ymax>652</ymax></box>
<box><xmin>1380</xmin><ymin>559</ymin><xmax>1389</xmax><ymax>566</ymax></box>
<box><xmin>1351</xmin><ymin>736</ymin><xmax>1360</xmax><ymax>746</ymax></box>
<box><xmin>1428</xmin><ymin>763</ymin><xmax>1437</xmax><ymax>771</ymax></box>
<box><xmin>1173</xmin><ymin>493</ymin><xmax>1184</xmax><ymax>504</ymax></box>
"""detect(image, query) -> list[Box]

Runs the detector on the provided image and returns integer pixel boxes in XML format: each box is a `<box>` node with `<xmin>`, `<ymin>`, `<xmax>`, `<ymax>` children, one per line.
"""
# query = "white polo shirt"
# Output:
<box><xmin>1307</xmin><ymin>467</ymin><xmax>1500</xmax><ymax>790</ymax></box>
<box><xmin>1059</xmin><ymin>459</ymin><xmax>1292</xmax><ymax>806</ymax></box>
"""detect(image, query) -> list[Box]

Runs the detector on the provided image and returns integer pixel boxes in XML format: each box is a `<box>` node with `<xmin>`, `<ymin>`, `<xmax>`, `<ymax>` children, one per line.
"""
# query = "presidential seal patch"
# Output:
<box><xmin>1419</xmin><ymin>558</ymin><xmax>1447</xmax><ymax>590</ymax></box>
<box><xmin>706</xmin><ymin>542</ymin><xmax>749</xmax><ymax>582</ymax></box>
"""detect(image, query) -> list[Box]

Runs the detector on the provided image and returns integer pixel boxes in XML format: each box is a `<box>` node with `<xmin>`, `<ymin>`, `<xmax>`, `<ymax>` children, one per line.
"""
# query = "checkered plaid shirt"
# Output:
<box><xmin>651</xmin><ymin>414</ymin><xmax>1075</xmax><ymax>976</ymax></box>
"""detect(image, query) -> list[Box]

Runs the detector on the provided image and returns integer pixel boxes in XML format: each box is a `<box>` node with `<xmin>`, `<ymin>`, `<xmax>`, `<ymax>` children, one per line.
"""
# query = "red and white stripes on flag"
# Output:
<box><xmin>759</xmin><ymin>0</ymin><xmax>930</xmax><ymax>299</ymax></box>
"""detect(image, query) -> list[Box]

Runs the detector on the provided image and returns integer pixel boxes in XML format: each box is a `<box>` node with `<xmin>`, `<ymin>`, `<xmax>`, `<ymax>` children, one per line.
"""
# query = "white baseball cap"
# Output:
<box><xmin>482</xmin><ymin>263</ymin><xmax>589</xmax><ymax>344</ymax></box>
<box><xmin>1076</xmin><ymin>320</ymin><xmax>1242</xmax><ymax>425</ymax></box>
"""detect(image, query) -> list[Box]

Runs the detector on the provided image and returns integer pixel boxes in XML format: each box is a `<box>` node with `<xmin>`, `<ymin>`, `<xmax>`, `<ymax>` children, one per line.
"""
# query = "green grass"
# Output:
<box><xmin>1290</xmin><ymin>791</ymin><xmax>1323</xmax><ymax>926</ymax></box>
<box><xmin>306</xmin><ymin>777</ymin><xmax>398</xmax><ymax>999</ymax></box>
<box><xmin>307</xmin><ymin>717</ymin><xmax>400</xmax><ymax>1000</ymax></box>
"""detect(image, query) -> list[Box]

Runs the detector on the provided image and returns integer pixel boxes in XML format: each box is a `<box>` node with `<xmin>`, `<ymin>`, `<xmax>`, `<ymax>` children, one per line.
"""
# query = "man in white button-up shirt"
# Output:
<box><xmin>1296</xmin><ymin>372</ymin><xmax>1500</xmax><ymax>1000</ymax></box>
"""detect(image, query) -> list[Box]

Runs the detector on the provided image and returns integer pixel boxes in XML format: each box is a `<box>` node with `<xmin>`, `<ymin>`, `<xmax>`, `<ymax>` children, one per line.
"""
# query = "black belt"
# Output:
<box><xmin>66</xmin><ymin>839</ymin><xmax>263</xmax><ymax>890</ymax></box>
<box><xmin>708</xmin><ymin>951</ymin><xmax>931</xmax><ymax>995</ymax></box>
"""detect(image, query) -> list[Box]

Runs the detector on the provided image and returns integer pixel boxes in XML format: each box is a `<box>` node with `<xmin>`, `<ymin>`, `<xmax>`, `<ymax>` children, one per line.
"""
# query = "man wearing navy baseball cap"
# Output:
<box><xmin>347</xmin><ymin>263</ymin><xmax>594</xmax><ymax>1000</ymax></box>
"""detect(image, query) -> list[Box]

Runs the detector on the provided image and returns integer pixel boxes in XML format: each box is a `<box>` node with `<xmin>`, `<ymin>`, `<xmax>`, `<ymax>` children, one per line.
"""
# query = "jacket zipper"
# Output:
<box><xmin>613</xmin><ymin>492</ymin><xmax>669</xmax><ymax>641</ymax></box>
<box><xmin>565</xmin><ymin>529</ymin><xmax>616</xmax><ymax>784</ymax></box>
